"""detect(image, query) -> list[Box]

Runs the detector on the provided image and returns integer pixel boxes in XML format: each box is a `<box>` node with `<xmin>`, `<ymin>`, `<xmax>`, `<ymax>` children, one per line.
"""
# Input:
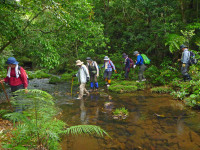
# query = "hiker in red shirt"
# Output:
<box><xmin>0</xmin><ymin>57</ymin><xmax>28</xmax><ymax>93</ymax></box>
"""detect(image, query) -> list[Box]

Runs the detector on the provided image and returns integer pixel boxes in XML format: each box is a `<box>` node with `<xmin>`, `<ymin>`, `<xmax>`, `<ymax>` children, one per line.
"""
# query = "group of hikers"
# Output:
<box><xmin>0</xmin><ymin>44</ymin><xmax>194</xmax><ymax>100</ymax></box>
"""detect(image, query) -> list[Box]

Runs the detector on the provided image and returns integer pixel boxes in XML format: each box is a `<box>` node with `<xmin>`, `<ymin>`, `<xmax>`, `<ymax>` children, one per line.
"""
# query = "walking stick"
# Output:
<box><xmin>71</xmin><ymin>77</ymin><xmax>74</xmax><ymax>97</ymax></box>
<box><xmin>0</xmin><ymin>82</ymin><xmax>13</xmax><ymax>111</ymax></box>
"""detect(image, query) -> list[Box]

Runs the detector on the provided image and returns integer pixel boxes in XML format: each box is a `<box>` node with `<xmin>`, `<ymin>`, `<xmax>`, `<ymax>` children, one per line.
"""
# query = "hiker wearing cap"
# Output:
<box><xmin>86</xmin><ymin>57</ymin><xmax>99</xmax><ymax>91</ymax></box>
<box><xmin>73</xmin><ymin>60</ymin><xmax>90</xmax><ymax>99</ymax></box>
<box><xmin>179</xmin><ymin>45</ymin><xmax>192</xmax><ymax>81</ymax></box>
<box><xmin>133</xmin><ymin>51</ymin><xmax>147</xmax><ymax>82</ymax></box>
<box><xmin>122</xmin><ymin>53</ymin><xmax>131</xmax><ymax>80</ymax></box>
<box><xmin>102</xmin><ymin>56</ymin><xmax>117</xmax><ymax>87</ymax></box>
<box><xmin>0</xmin><ymin>57</ymin><xmax>28</xmax><ymax>93</ymax></box>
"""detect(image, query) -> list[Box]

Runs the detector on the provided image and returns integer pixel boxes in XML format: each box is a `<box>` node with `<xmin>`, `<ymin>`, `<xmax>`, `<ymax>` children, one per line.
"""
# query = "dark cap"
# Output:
<box><xmin>180</xmin><ymin>44</ymin><xmax>188</xmax><ymax>50</ymax></box>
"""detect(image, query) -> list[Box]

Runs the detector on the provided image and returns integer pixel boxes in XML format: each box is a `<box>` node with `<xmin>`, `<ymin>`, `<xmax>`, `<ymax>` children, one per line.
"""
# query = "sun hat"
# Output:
<box><xmin>6</xmin><ymin>57</ymin><xmax>19</xmax><ymax>65</ymax></box>
<box><xmin>76</xmin><ymin>60</ymin><xmax>84</xmax><ymax>66</ymax></box>
<box><xmin>133</xmin><ymin>51</ymin><xmax>139</xmax><ymax>55</ymax></box>
<box><xmin>104</xmin><ymin>56</ymin><xmax>109</xmax><ymax>61</ymax></box>
<box><xmin>180</xmin><ymin>44</ymin><xmax>188</xmax><ymax>50</ymax></box>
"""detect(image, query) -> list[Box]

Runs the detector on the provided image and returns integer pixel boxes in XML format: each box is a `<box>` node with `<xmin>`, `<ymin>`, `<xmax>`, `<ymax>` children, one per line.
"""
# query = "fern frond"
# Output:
<box><xmin>66</xmin><ymin>125</ymin><xmax>110</xmax><ymax>138</ymax></box>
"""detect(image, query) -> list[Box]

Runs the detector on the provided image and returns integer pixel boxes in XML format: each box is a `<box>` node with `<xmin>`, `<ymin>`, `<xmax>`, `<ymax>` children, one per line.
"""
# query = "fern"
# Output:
<box><xmin>66</xmin><ymin>125</ymin><xmax>110</xmax><ymax>138</ymax></box>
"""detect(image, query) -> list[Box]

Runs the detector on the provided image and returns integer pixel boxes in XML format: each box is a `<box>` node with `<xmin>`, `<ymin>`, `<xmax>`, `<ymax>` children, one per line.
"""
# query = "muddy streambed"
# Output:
<box><xmin>1</xmin><ymin>79</ymin><xmax>200</xmax><ymax>150</ymax></box>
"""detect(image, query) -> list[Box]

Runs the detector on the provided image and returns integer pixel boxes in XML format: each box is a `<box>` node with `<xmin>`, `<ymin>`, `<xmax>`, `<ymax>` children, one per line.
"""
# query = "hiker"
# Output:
<box><xmin>0</xmin><ymin>57</ymin><xmax>28</xmax><ymax>93</ymax></box>
<box><xmin>73</xmin><ymin>60</ymin><xmax>90</xmax><ymax>99</ymax></box>
<box><xmin>179</xmin><ymin>44</ymin><xmax>192</xmax><ymax>81</ymax></box>
<box><xmin>122</xmin><ymin>53</ymin><xmax>133</xmax><ymax>80</ymax></box>
<box><xmin>102</xmin><ymin>56</ymin><xmax>117</xmax><ymax>87</ymax></box>
<box><xmin>86</xmin><ymin>57</ymin><xmax>99</xmax><ymax>91</ymax></box>
<box><xmin>133</xmin><ymin>51</ymin><xmax>147</xmax><ymax>82</ymax></box>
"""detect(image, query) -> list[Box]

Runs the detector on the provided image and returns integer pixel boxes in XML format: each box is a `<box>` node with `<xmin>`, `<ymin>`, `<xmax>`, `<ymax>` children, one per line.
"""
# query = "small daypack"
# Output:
<box><xmin>128</xmin><ymin>58</ymin><xmax>134</xmax><ymax>68</ymax></box>
<box><xmin>141</xmin><ymin>54</ymin><xmax>150</xmax><ymax>65</ymax></box>
<box><xmin>18</xmin><ymin>66</ymin><xmax>29</xmax><ymax>83</ymax></box>
<box><xmin>189</xmin><ymin>51</ymin><xmax>198</xmax><ymax>65</ymax></box>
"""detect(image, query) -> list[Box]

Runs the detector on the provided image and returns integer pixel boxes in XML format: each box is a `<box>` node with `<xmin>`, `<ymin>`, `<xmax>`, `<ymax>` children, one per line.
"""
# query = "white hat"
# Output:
<box><xmin>76</xmin><ymin>60</ymin><xmax>84</xmax><ymax>66</ymax></box>
<box><xmin>104</xmin><ymin>56</ymin><xmax>109</xmax><ymax>61</ymax></box>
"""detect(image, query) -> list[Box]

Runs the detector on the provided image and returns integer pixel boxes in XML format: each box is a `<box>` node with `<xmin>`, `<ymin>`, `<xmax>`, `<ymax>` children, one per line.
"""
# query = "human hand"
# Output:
<box><xmin>87</xmin><ymin>77</ymin><xmax>90</xmax><ymax>82</ymax></box>
<box><xmin>182</xmin><ymin>64</ymin><xmax>186</xmax><ymax>67</ymax></box>
<box><xmin>0</xmin><ymin>80</ymin><xmax>4</xmax><ymax>84</ymax></box>
<box><xmin>72</xmin><ymin>74</ymin><xmax>76</xmax><ymax>77</ymax></box>
<box><xmin>133</xmin><ymin>65</ymin><xmax>136</xmax><ymax>68</ymax></box>
<box><xmin>114</xmin><ymin>70</ymin><xmax>117</xmax><ymax>73</ymax></box>
<box><xmin>177</xmin><ymin>59</ymin><xmax>181</xmax><ymax>62</ymax></box>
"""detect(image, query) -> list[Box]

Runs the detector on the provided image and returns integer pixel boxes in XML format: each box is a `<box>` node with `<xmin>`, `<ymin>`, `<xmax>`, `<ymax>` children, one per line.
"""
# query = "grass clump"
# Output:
<box><xmin>151</xmin><ymin>86</ymin><xmax>172</xmax><ymax>93</ymax></box>
<box><xmin>27</xmin><ymin>70</ymin><xmax>51</xmax><ymax>79</ymax></box>
<box><xmin>49</xmin><ymin>76</ymin><xmax>62</xmax><ymax>84</ymax></box>
<box><xmin>113</xmin><ymin>107</ymin><xmax>129</xmax><ymax>120</ymax></box>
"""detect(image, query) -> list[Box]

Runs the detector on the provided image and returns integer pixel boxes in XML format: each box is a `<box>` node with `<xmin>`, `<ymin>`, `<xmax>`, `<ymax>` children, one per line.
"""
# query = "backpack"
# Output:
<box><xmin>108</xmin><ymin>60</ymin><xmax>114</xmax><ymax>70</ymax></box>
<box><xmin>128</xmin><ymin>58</ymin><xmax>134</xmax><ymax>68</ymax></box>
<box><xmin>18</xmin><ymin>66</ymin><xmax>29</xmax><ymax>83</ymax></box>
<box><xmin>189</xmin><ymin>51</ymin><xmax>198</xmax><ymax>65</ymax></box>
<box><xmin>141</xmin><ymin>54</ymin><xmax>150</xmax><ymax>65</ymax></box>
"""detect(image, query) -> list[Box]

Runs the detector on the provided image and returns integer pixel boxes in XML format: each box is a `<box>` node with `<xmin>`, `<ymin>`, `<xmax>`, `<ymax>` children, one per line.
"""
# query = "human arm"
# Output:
<box><xmin>94</xmin><ymin>62</ymin><xmax>99</xmax><ymax>77</ymax></box>
<box><xmin>19</xmin><ymin>67</ymin><xmax>28</xmax><ymax>88</ymax></box>
<box><xmin>135</xmin><ymin>55</ymin><xmax>141</xmax><ymax>66</ymax></box>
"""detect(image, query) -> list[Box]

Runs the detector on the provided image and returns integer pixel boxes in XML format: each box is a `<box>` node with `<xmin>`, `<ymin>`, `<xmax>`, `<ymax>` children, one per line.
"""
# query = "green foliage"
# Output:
<box><xmin>151</xmin><ymin>86</ymin><xmax>172</xmax><ymax>94</ymax></box>
<box><xmin>2</xmin><ymin>89</ymin><xmax>109</xmax><ymax>149</ymax></box>
<box><xmin>108</xmin><ymin>80</ymin><xmax>145</xmax><ymax>93</ymax></box>
<box><xmin>49</xmin><ymin>76</ymin><xmax>62</xmax><ymax>84</ymax></box>
<box><xmin>184</xmin><ymin>94</ymin><xmax>200</xmax><ymax>107</ymax></box>
<box><xmin>27</xmin><ymin>70</ymin><xmax>51</xmax><ymax>79</ymax></box>
<box><xmin>66</xmin><ymin>125</ymin><xmax>109</xmax><ymax>138</ymax></box>
<box><xmin>113</xmin><ymin>107</ymin><xmax>129</xmax><ymax>120</ymax></box>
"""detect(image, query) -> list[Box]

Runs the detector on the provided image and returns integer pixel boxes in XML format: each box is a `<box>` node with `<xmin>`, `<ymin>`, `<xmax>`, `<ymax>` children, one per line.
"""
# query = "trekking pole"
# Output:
<box><xmin>71</xmin><ymin>77</ymin><xmax>74</xmax><ymax>97</ymax></box>
<box><xmin>0</xmin><ymin>82</ymin><xmax>13</xmax><ymax>111</ymax></box>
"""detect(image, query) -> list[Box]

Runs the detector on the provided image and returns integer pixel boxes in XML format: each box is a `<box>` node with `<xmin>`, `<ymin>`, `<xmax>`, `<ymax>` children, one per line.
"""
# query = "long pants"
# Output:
<box><xmin>125</xmin><ymin>68</ymin><xmax>130</xmax><ymax>79</ymax></box>
<box><xmin>181</xmin><ymin>63</ymin><xmax>191</xmax><ymax>81</ymax></box>
<box><xmin>11</xmin><ymin>84</ymin><xmax>24</xmax><ymax>93</ymax></box>
<box><xmin>11</xmin><ymin>84</ymin><xmax>25</xmax><ymax>112</ymax></box>
<box><xmin>103</xmin><ymin>71</ymin><xmax>112</xmax><ymax>80</ymax></box>
<box><xmin>79</xmin><ymin>83</ymin><xmax>89</xmax><ymax>99</ymax></box>
<box><xmin>90</xmin><ymin>74</ymin><xmax>97</xmax><ymax>82</ymax></box>
<box><xmin>138</xmin><ymin>64</ymin><xmax>146</xmax><ymax>81</ymax></box>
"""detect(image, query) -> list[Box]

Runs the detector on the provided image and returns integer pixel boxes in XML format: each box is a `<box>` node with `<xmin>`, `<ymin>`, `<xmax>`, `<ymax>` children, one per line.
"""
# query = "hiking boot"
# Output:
<box><xmin>142</xmin><ymin>79</ymin><xmax>146</xmax><ymax>82</ymax></box>
<box><xmin>136</xmin><ymin>80</ymin><xmax>140</xmax><ymax>82</ymax></box>
<box><xmin>107</xmin><ymin>84</ymin><xmax>110</xmax><ymax>87</ymax></box>
<box><xmin>76</xmin><ymin>97</ymin><xmax>82</xmax><ymax>100</ymax></box>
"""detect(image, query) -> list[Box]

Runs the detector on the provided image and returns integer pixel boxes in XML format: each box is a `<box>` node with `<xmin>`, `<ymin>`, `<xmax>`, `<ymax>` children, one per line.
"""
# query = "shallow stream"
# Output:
<box><xmin>1</xmin><ymin>79</ymin><xmax>200</xmax><ymax>150</ymax></box>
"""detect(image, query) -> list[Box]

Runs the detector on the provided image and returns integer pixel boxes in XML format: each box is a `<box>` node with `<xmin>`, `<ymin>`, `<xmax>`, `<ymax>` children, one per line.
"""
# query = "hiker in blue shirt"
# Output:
<box><xmin>102</xmin><ymin>56</ymin><xmax>117</xmax><ymax>87</ymax></box>
<box><xmin>133</xmin><ymin>51</ymin><xmax>147</xmax><ymax>82</ymax></box>
<box><xmin>122</xmin><ymin>53</ymin><xmax>130</xmax><ymax>80</ymax></box>
<box><xmin>179</xmin><ymin>45</ymin><xmax>192</xmax><ymax>81</ymax></box>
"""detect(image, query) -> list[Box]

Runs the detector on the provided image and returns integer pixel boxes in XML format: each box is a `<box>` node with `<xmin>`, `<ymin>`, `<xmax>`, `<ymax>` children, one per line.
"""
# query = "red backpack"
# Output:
<box><xmin>129</xmin><ymin>58</ymin><xmax>134</xmax><ymax>68</ymax></box>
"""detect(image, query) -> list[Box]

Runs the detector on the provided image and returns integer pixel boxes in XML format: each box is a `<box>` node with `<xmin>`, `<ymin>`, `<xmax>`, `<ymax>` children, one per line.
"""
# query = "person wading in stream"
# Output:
<box><xmin>0</xmin><ymin>57</ymin><xmax>28</xmax><ymax>93</ymax></box>
<box><xmin>133</xmin><ymin>51</ymin><xmax>147</xmax><ymax>82</ymax></box>
<box><xmin>122</xmin><ymin>53</ymin><xmax>132</xmax><ymax>80</ymax></box>
<box><xmin>86</xmin><ymin>57</ymin><xmax>99</xmax><ymax>92</ymax></box>
<box><xmin>101</xmin><ymin>56</ymin><xmax>117</xmax><ymax>87</ymax></box>
<box><xmin>178</xmin><ymin>44</ymin><xmax>192</xmax><ymax>81</ymax></box>
<box><xmin>73</xmin><ymin>60</ymin><xmax>90</xmax><ymax>99</ymax></box>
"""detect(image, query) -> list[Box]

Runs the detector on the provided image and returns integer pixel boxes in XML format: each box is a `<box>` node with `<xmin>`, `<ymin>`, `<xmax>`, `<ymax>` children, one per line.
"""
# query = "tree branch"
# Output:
<box><xmin>0</xmin><ymin>8</ymin><xmax>46</xmax><ymax>53</ymax></box>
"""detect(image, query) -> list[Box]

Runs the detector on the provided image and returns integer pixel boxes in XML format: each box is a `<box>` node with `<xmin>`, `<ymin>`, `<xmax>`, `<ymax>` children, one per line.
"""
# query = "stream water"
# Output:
<box><xmin>1</xmin><ymin>79</ymin><xmax>200</xmax><ymax>150</ymax></box>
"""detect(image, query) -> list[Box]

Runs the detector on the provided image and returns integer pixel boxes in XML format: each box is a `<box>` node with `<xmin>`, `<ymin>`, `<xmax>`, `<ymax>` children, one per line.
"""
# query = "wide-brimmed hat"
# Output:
<box><xmin>6</xmin><ymin>57</ymin><xmax>19</xmax><ymax>65</ymax></box>
<box><xmin>180</xmin><ymin>44</ymin><xmax>188</xmax><ymax>50</ymax></box>
<box><xmin>76</xmin><ymin>60</ymin><xmax>84</xmax><ymax>66</ymax></box>
<box><xmin>133</xmin><ymin>51</ymin><xmax>139</xmax><ymax>55</ymax></box>
<box><xmin>104</xmin><ymin>56</ymin><xmax>109</xmax><ymax>61</ymax></box>
<box><xmin>86</xmin><ymin>57</ymin><xmax>92</xmax><ymax>61</ymax></box>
